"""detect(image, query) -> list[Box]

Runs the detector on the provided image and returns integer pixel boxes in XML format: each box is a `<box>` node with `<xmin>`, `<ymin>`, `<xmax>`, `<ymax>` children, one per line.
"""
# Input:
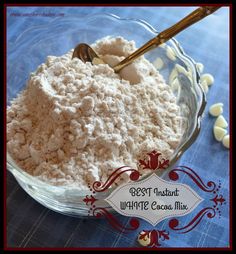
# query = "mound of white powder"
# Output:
<box><xmin>7</xmin><ymin>36</ymin><xmax>184</xmax><ymax>188</ymax></box>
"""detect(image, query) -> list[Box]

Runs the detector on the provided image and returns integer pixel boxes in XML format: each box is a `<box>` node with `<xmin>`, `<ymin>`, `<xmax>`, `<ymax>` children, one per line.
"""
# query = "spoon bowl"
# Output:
<box><xmin>72</xmin><ymin>43</ymin><xmax>99</xmax><ymax>63</ymax></box>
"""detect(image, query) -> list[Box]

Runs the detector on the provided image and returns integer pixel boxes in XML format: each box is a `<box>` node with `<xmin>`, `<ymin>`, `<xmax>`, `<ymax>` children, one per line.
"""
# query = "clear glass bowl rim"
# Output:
<box><xmin>7</xmin><ymin>12</ymin><xmax>206</xmax><ymax>192</ymax></box>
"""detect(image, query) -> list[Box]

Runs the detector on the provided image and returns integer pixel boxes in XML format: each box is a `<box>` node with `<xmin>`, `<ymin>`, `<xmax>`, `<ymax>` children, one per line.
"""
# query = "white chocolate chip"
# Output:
<box><xmin>213</xmin><ymin>126</ymin><xmax>227</xmax><ymax>141</ymax></box>
<box><xmin>92</xmin><ymin>57</ymin><xmax>105</xmax><ymax>65</ymax></box>
<box><xmin>200</xmin><ymin>73</ymin><xmax>214</xmax><ymax>86</ymax></box>
<box><xmin>214</xmin><ymin>115</ymin><xmax>228</xmax><ymax>128</ymax></box>
<box><xmin>196</xmin><ymin>62</ymin><xmax>204</xmax><ymax>74</ymax></box>
<box><xmin>209</xmin><ymin>103</ymin><xmax>223</xmax><ymax>117</ymax></box>
<box><xmin>138</xmin><ymin>231</ymin><xmax>151</xmax><ymax>246</ymax></box>
<box><xmin>222</xmin><ymin>134</ymin><xmax>229</xmax><ymax>149</ymax></box>
<box><xmin>153</xmin><ymin>57</ymin><xmax>164</xmax><ymax>70</ymax></box>
<box><xmin>166</xmin><ymin>46</ymin><xmax>176</xmax><ymax>61</ymax></box>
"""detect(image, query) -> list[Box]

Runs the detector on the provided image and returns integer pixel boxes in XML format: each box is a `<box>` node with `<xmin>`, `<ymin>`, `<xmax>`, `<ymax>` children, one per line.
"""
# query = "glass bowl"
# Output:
<box><xmin>7</xmin><ymin>13</ymin><xmax>206</xmax><ymax>217</ymax></box>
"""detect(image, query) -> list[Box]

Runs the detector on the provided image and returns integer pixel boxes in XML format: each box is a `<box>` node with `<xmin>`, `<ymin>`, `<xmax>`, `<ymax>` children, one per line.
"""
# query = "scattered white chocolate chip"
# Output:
<box><xmin>138</xmin><ymin>231</ymin><xmax>151</xmax><ymax>247</ymax></box>
<box><xmin>196</xmin><ymin>62</ymin><xmax>204</xmax><ymax>74</ymax></box>
<box><xmin>166</xmin><ymin>46</ymin><xmax>177</xmax><ymax>61</ymax></box>
<box><xmin>153</xmin><ymin>57</ymin><xmax>164</xmax><ymax>70</ymax></box>
<box><xmin>214</xmin><ymin>115</ymin><xmax>228</xmax><ymax>129</ymax></box>
<box><xmin>213</xmin><ymin>126</ymin><xmax>227</xmax><ymax>141</ymax></box>
<box><xmin>209</xmin><ymin>103</ymin><xmax>223</xmax><ymax>117</ymax></box>
<box><xmin>222</xmin><ymin>134</ymin><xmax>229</xmax><ymax>149</ymax></box>
<box><xmin>200</xmin><ymin>73</ymin><xmax>214</xmax><ymax>86</ymax></box>
<box><xmin>92</xmin><ymin>57</ymin><xmax>105</xmax><ymax>65</ymax></box>
<box><xmin>201</xmin><ymin>80</ymin><xmax>209</xmax><ymax>94</ymax></box>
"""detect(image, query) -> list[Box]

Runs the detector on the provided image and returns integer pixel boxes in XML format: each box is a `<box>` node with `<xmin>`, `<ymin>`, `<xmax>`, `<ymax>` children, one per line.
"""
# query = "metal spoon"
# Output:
<box><xmin>72</xmin><ymin>43</ymin><xmax>101</xmax><ymax>63</ymax></box>
<box><xmin>72</xmin><ymin>6</ymin><xmax>220</xmax><ymax>72</ymax></box>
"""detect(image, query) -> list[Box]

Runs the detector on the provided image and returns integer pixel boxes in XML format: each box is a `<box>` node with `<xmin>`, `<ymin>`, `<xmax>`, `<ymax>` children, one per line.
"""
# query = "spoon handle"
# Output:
<box><xmin>114</xmin><ymin>6</ymin><xmax>220</xmax><ymax>73</ymax></box>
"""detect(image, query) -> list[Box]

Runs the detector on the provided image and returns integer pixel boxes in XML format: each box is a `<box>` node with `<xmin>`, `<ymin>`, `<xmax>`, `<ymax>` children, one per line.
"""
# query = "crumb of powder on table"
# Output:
<box><xmin>7</xmin><ymin>36</ymin><xmax>185</xmax><ymax>189</ymax></box>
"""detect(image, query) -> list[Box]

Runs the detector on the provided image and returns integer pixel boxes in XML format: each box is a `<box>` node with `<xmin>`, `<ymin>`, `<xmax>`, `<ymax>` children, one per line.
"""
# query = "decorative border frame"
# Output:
<box><xmin>83</xmin><ymin>151</ymin><xmax>226</xmax><ymax>247</ymax></box>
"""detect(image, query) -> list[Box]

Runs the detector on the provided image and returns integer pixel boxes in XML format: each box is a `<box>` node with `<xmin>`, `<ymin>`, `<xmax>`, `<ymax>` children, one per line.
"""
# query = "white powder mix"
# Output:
<box><xmin>7</xmin><ymin>36</ymin><xmax>184</xmax><ymax>189</ymax></box>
